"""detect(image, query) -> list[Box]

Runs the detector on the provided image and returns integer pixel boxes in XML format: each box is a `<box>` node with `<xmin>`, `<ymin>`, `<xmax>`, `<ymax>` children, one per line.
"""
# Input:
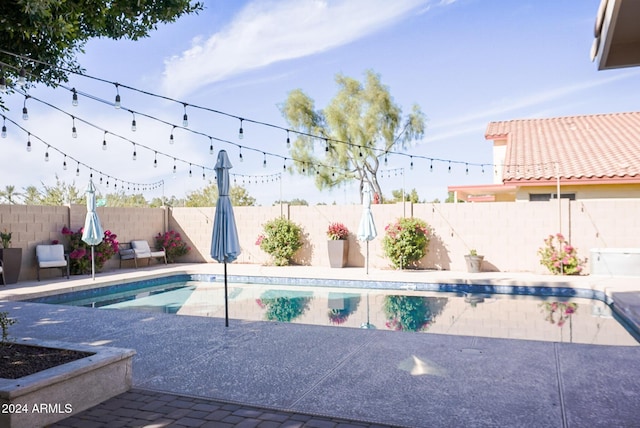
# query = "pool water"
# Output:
<box><xmin>29</xmin><ymin>279</ymin><xmax>638</xmax><ymax>346</ymax></box>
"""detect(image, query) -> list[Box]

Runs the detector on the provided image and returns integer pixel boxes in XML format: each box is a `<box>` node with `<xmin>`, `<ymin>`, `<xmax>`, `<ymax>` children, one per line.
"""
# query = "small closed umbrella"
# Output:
<box><xmin>81</xmin><ymin>179</ymin><xmax>104</xmax><ymax>280</ymax></box>
<box><xmin>357</xmin><ymin>181</ymin><xmax>377</xmax><ymax>275</ymax></box>
<box><xmin>210</xmin><ymin>150</ymin><xmax>241</xmax><ymax>327</ymax></box>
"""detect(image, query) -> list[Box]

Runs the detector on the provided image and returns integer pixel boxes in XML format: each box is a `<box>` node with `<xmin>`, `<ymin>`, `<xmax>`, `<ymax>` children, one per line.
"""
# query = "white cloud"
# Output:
<box><xmin>161</xmin><ymin>0</ymin><xmax>431</xmax><ymax>97</ymax></box>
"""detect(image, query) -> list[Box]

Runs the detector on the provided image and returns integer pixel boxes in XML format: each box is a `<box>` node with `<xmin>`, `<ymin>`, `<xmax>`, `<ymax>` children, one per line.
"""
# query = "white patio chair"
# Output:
<box><xmin>36</xmin><ymin>244</ymin><xmax>70</xmax><ymax>281</ymax></box>
<box><xmin>126</xmin><ymin>240</ymin><xmax>167</xmax><ymax>268</ymax></box>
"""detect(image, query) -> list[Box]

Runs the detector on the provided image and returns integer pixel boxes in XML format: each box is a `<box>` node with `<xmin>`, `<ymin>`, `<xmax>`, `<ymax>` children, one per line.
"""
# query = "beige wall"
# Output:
<box><xmin>2</xmin><ymin>198</ymin><xmax>640</xmax><ymax>281</ymax></box>
<box><xmin>515</xmin><ymin>184</ymin><xmax>640</xmax><ymax>201</ymax></box>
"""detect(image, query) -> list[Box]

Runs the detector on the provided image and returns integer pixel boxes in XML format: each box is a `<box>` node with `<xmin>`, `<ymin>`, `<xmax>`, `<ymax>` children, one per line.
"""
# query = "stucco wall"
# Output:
<box><xmin>2</xmin><ymin>199</ymin><xmax>640</xmax><ymax>281</ymax></box>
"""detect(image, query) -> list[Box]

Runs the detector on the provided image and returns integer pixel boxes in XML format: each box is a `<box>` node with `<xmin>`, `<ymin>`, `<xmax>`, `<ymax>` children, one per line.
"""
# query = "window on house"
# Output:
<box><xmin>529</xmin><ymin>193</ymin><xmax>575</xmax><ymax>201</ymax></box>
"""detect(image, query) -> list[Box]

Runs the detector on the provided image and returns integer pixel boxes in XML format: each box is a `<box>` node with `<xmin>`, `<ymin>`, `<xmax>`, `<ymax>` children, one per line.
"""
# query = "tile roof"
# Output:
<box><xmin>485</xmin><ymin>112</ymin><xmax>640</xmax><ymax>183</ymax></box>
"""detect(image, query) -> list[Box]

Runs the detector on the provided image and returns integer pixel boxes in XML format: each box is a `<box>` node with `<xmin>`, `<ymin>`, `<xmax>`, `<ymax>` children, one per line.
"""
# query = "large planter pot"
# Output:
<box><xmin>0</xmin><ymin>248</ymin><xmax>22</xmax><ymax>285</ymax></box>
<box><xmin>0</xmin><ymin>338</ymin><xmax>135</xmax><ymax>428</ymax></box>
<box><xmin>328</xmin><ymin>240</ymin><xmax>349</xmax><ymax>268</ymax></box>
<box><xmin>464</xmin><ymin>254</ymin><xmax>484</xmax><ymax>273</ymax></box>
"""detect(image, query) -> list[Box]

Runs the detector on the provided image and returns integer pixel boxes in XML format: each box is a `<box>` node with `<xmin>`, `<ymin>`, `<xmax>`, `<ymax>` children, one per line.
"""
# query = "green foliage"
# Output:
<box><xmin>273</xmin><ymin>198</ymin><xmax>309</xmax><ymax>206</ymax></box>
<box><xmin>40</xmin><ymin>177</ymin><xmax>84</xmax><ymax>205</ymax></box>
<box><xmin>104</xmin><ymin>192</ymin><xmax>149</xmax><ymax>207</ymax></box>
<box><xmin>280</xmin><ymin>70</ymin><xmax>425</xmax><ymax>199</ymax></box>
<box><xmin>60</xmin><ymin>226</ymin><xmax>119</xmax><ymax>274</ymax></box>
<box><xmin>383</xmin><ymin>296</ymin><xmax>429</xmax><ymax>331</ymax></box>
<box><xmin>388</xmin><ymin>188</ymin><xmax>421</xmax><ymax>203</ymax></box>
<box><xmin>185</xmin><ymin>182</ymin><xmax>255</xmax><ymax>207</ymax></box>
<box><xmin>155</xmin><ymin>230</ymin><xmax>191</xmax><ymax>263</ymax></box>
<box><xmin>0</xmin><ymin>312</ymin><xmax>16</xmax><ymax>344</ymax></box>
<box><xmin>230</xmin><ymin>186</ymin><xmax>256</xmax><ymax>206</ymax></box>
<box><xmin>538</xmin><ymin>233</ymin><xmax>584</xmax><ymax>275</ymax></box>
<box><xmin>0</xmin><ymin>185</ymin><xmax>22</xmax><ymax>204</ymax></box>
<box><xmin>0</xmin><ymin>229</ymin><xmax>11</xmax><ymax>248</ymax></box>
<box><xmin>0</xmin><ymin>1</ymin><xmax>202</xmax><ymax>91</ymax></box>
<box><xmin>256</xmin><ymin>217</ymin><xmax>303</xmax><ymax>266</ymax></box>
<box><xmin>382</xmin><ymin>217</ymin><xmax>432</xmax><ymax>269</ymax></box>
<box><xmin>257</xmin><ymin>291</ymin><xmax>312</xmax><ymax>322</ymax></box>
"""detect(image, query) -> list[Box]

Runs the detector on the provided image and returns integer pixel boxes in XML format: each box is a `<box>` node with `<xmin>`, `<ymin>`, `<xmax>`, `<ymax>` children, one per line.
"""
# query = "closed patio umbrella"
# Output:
<box><xmin>81</xmin><ymin>179</ymin><xmax>104</xmax><ymax>280</ymax></box>
<box><xmin>210</xmin><ymin>150</ymin><xmax>241</xmax><ymax>327</ymax></box>
<box><xmin>357</xmin><ymin>181</ymin><xmax>377</xmax><ymax>275</ymax></box>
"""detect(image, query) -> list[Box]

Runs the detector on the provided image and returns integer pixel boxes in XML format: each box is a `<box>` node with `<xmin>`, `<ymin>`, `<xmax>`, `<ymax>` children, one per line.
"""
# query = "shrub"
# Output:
<box><xmin>60</xmin><ymin>226</ymin><xmax>119</xmax><ymax>274</ymax></box>
<box><xmin>382</xmin><ymin>217</ymin><xmax>432</xmax><ymax>269</ymax></box>
<box><xmin>155</xmin><ymin>230</ymin><xmax>191</xmax><ymax>263</ymax></box>
<box><xmin>538</xmin><ymin>233</ymin><xmax>584</xmax><ymax>275</ymax></box>
<box><xmin>326</xmin><ymin>222</ymin><xmax>349</xmax><ymax>240</ymax></box>
<box><xmin>257</xmin><ymin>217</ymin><xmax>303</xmax><ymax>266</ymax></box>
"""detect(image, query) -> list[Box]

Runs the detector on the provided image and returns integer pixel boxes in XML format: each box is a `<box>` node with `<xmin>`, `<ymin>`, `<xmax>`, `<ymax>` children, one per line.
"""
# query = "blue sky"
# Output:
<box><xmin>2</xmin><ymin>0</ymin><xmax>639</xmax><ymax>205</ymax></box>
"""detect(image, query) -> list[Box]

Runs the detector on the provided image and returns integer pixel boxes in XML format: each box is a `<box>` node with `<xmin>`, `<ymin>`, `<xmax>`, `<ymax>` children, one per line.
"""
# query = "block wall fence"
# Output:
<box><xmin>1</xmin><ymin>199</ymin><xmax>639</xmax><ymax>281</ymax></box>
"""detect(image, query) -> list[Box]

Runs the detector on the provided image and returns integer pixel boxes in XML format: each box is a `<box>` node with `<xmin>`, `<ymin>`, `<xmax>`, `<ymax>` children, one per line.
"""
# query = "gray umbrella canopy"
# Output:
<box><xmin>210</xmin><ymin>150</ymin><xmax>241</xmax><ymax>327</ymax></box>
<box><xmin>81</xmin><ymin>179</ymin><xmax>104</xmax><ymax>280</ymax></box>
<box><xmin>357</xmin><ymin>181</ymin><xmax>377</xmax><ymax>274</ymax></box>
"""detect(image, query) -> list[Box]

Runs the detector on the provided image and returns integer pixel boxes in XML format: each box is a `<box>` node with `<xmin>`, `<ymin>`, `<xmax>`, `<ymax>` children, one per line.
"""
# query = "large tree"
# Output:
<box><xmin>0</xmin><ymin>0</ymin><xmax>202</xmax><ymax>89</ymax></box>
<box><xmin>280</xmin><ymin>70</ymin><xmax>425</xmax><ymax>201</ymax></box>
<box><xmin>185</xmin><ymin>181</ymin><xmax>256</xmax><ymax>207</ymax></box>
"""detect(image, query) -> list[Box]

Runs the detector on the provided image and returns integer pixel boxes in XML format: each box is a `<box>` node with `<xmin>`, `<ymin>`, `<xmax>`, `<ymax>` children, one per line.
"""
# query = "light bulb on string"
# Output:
<box><xmin>106</xmin><ymin>179</ymin><xmax>109</xmax><ymax>188</ymax></box>
<box><xmin>182</xmin><ymin>104</ymin><xmax>189</xmax><ymax>127</ymax></box>
<box><xmin>71</xmin><ymin>117</ymin><xmax>77</xmax><ymax>138</ymax></box>
<box><xmin>263</xmin><ymin>152</ymin><xmax>267</xmax><ymax>168</ymax></box>
<box><xmin>430</xmin><ymin>159</ymin><xmax>433</xmax><ymax>172</ymax></box>
<box><xmin>238</xmin><ymin>118</ymin><xmax>244</xmax><ymax>139</ymax></box>
<box><xmin>169</xmin><ymin>126</ymin><xmax>175</xmax><ymax>144</ymax></box>
<box><xmin>114</xmin><ymin>83</ymin><xmax>121</xmax><ymax>108</ymax></box>
<box><xmin>202</xmin><ymin>168</ymin><xmax>206</xmax><ymax>180</ymax></box>
<box><xmin>286</xmin><ymin>131</ymin><xmax>290</xmax><ymax>149</ymax></box>
<box><xmin>209</xmin><ymin>137</ymin><xmax>213</xmax><ymax>154</ymax></box>
<box><xmin>26</xmin><ymin>133</ymin><xmax>31</xmax><ymax>152</ymax></box>
<box><xmin>132</xmin><ymin>144</ymin><xmax>137</xmax><ymax>160</ymax></box>
<box><xmin>76</xmin><ymin>163</ymin><xmax>80</xmax><ymax>177</ymax></box>
<box><xmin>325</xmin><ymin>139</ymin><xmax>329</xmax><ymax>152</ymax></box>
<box><xmin>44</xmin><ymin>146</ymin><xmax>49</xmax><ymax>162</ymax></box>
<box><xmin>63</xmin><ymin>156</ymin><xmax>67</xmax><ymax>170</ymax></box>
<box><xmin>131</xmin><ymin>112</ymin><xmax>137</xmax><ymax>131</ymax></box>
<box><xmin>384</xmin><ymin>153</ymin><xmax>388</xmax><ymax>165</ymax></box>
<box><xmin>100</xmin><ymin>176</ymin><xmax>103</xmax><ymax>184</ymax></box>
<box><xmin>465</xmin><ymin>163</ymin><xmax>469</xmax><ymax>175</ymax></box>
<box><xmin>410</xmin><ymin>156</ymin><xmax>414</xmax><ymax>170</ymax></box>
<box><xmin>22</xmin><ymin>96</ymin><xmax>29</xmax><ymax>120</ymax></box>
<box><xmin>18</xmin><ymin>67</ymin><xmax>26</xmax><ymax>85</ymax></box>
<box><xmin>153</xmin><ymin>152</ymin><xmax>158</xmax><ymax>168</ymax></box>
<box><xmin>189</xmin><ymin>164</ymin><xmax>192</xmax><ymax>177</ymax></box>
<box><xmin>239</xmin><ymin>147</ymin><xmax>243</xmax><ymax>162</ymax></box>
<box><xmin>72</xmin><ymin>88</ymin><xmax>78</xmax><ymax>106</ymax></box>
<box><xmin>1</xmin><ymin>117</ymin><xmax>6</xmax><ymax>138</ymax></box>
<box><xmin>102</xmin><ymin>132</ymin><xmax>107</xmax><ymax>150</ymax></box>
<box><xmin>448</xmin><ymin>161</ymin><xmax>451</xmax><ymax>173</ymax></box>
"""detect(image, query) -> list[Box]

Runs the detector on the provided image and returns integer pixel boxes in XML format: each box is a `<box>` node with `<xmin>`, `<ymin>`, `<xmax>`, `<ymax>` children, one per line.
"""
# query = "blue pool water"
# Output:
<box><xmin>27</xmin><ymin>274</ymin><xmax>639</xmax><ymax>346</ymax></box>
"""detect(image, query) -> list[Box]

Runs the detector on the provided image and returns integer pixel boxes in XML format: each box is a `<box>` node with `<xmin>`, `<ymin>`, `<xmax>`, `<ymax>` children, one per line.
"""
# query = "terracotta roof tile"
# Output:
<box><xmin>485</xmin><ymin>112</ymin><xmax>640</xmax><ymax>182</ymax></box>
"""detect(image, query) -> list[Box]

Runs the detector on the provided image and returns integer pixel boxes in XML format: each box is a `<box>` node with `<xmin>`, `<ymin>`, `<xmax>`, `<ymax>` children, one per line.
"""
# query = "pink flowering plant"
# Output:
<box><xmin>382</xmin><ymin>217</ymin><xmax>432</xmax><ymax>269</ymax></box>
<box><xmin>540</xmin><ymin>301</ymin><xmax>578</xmax><ymax>327</ymax></box>
<box><xmin>155</xmin><ymin>230</ymin><xmax>191</xmax><ymax>263</ymax></box>
<box><xmin>327</xmin><ymin>222</ymin><xmax>349</xmax><ymax>240</ymax></box>
<box><xmin>60</xmin><ymin>226</ymin><xmax>119</xmax><ymax>274</ymax></box>
<box><xmin>538</xmin><ymin>233</ymin><xmax>584</xmax><ymax>275</ymax></box>
<box><xmin>256</xmin><ymin>217</ymin><xmax>303</xmax><ymax>266</ymax></box>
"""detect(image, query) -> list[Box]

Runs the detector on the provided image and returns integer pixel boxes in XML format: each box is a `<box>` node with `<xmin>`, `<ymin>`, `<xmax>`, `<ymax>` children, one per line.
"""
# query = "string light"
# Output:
<box><xmin>63</xmin><ymin>155</ymin><xmax>67</xmax><ymax>170</ymax></box>
<box><xmin>22</xmin><ymin>95</ymin><xmax>29</xmax><ymax>120</ymax></box>
<box><xmin>18</xmin><ymin>67</ymin><xmax>26</xmax><ymax>84</ymax></box>
<box><xmin>102</xmin><ymin>132</ymin><xmax>107</xmax><ymax>150</ymax></box>
<box><xmin>131</xmin><ymin>112</ymin><xmax>137</xmax><ymax>131</ymax></box>
<box><xmin>71</xmin><ymin>88</ymin><xmax>78</xmax><ymax>106</ymax></box>
<box><xmin>430</xmin><ymin>159</ymin><xmax>433</xmax><ymax>172</ymax></box>
<box><xmin>286</xmin><ymin>130</ymin><xmax>290</xmax><ymax>149</ymax></box>
<box><xmin>202</xmin><ymin>167</ymin><xmax>206</xmax><ymax>180</ymax></box>
<box><xmin>465</xmin><ymin>163</ymin><xmax>469</xmax><ymax>175</ymax></box>
<box><xmin>189</xmin><ymin>163</ymin><xmax>192</xmax><ymax>177</ymax></box>
<box><xmin>263</xmin><ymin>152</ymin><xmax>267</xmax><ymax>168</ymax></box>
<box><xmin>182</xmin><ymin>104</ymin><xmax>188</xmax><ymax>127</ymax></box>
<box><xmin>384</xmin><ymin>153</ymin><xmax>388</xmax><ymax>165</ymax></box>
<box><xmin>114</xmin><ymin>83</ymin><xmax>121</xmax><ymax>108</ymax></box>
<box><xmin>209</xmin><ymin>137</ymin><xmax>214</xmax><ymax>154</ymax></box>
<box><xmin>448</xmin><ymin>161</ymin><xmax>452</xmax><ymax>173</ymax></box>
<box><xmin>71</xmin><ymin>116</ymin><xmax>77</xmax><ymax>138</ymax></box>
<box><xmin>238</xmin><ymin>118</ymin><xmax>244</xmax><ymax>139</ymax></box>
<box><xmin>410</xmin><ymin>156</ymin><xmax>414</xmax><ymax>170</ymax></box>
<box><xmin>1</xmin><ymin>117</ymin><xmax>6</xmax><ymax>138</ymax></box>
<box><xmin>239</xmin><ymin>147</ymin><xmax>243</xmax><ymax>162</ymax></box>
<box><xmin>44</xmin><ymin>145</ymin><xmax>49</xmax><ymax>162</ymax></box>
<box><xmin>169</xmin><ymin>126</ymin><xmax>175</xmax><ymax>144</ymax></box>
<box><xmin>76</xmin><ymin>162</ymin><xmax>80</xmax><ymax>176</ymax></box>
<box><xmin>26</xmin><ymin>133</ymin><xmax>31</xmax><ymax>151</ymax></box>
<box><xmin>132</xmin><ymin>144</ymin><xmax>137</xmax><ymax>160</ymax></box>
<box><xmin>173</xmin><ymin>159</ymin><xmax>177</xmax><ymax>175</ymax></box>
<box><xmin>153</xmin><ymin>151</ymin><xmax>158</xmax><ymax>168</ymax></box>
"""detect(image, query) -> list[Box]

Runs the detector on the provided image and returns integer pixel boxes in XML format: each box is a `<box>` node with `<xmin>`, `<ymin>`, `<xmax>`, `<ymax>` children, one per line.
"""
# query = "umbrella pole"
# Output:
<box><xmin>366</xmin><ymin>241</ymin><xmax>369</xmax><ymax>275</ymax></box>
<box><xmin>91</xmin><ymin>246</ymin><xmax>95</xmax><ymax>280</ymax></box>
<box><xmin>224</xmin><ymin>262</ymin><xmax>229</xmax><ymax>327</ymax></box>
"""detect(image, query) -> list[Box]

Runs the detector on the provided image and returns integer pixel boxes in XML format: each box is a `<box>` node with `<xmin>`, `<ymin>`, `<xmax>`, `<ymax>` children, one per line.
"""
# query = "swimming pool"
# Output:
<box><xmin>27</xmin><ymin>273</ymin><xmax>638</xmax><ymax>346</ymax></box>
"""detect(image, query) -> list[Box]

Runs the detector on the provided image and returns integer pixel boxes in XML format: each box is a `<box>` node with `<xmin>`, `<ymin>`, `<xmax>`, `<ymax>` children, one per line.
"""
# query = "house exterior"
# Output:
<box><xmin>592</xmin><ymin>0</ymin><xmax>640</xmax><ymax>70</ymax></box>
<box><xmin>448</xmin><ymin>112</ymin><xmax>640</xmax><ymax>202</ymax></box>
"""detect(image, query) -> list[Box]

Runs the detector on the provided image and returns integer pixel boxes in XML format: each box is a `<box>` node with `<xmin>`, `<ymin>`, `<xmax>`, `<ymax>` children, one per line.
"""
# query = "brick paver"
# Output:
<box><xmin>51</xmin><ymin>389</ymin><xmax>403</xmax><ymax>428</ymax></box>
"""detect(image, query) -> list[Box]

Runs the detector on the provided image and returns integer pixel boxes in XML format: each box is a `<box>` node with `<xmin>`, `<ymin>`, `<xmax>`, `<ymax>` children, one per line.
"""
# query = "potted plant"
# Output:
<box><xmin>0</xmin><ymin>229</ymin><xmax>22</xmax><ymax>284</ymax></box>
<box><xmin>327</xmin><ymin>222</ymin><xmax>349</xmax><ymax>268</ymax></box>
<box><xmin>464</xmin><ymin>249</ymin><xmax>484</xmax><ymax>273</ymax></box>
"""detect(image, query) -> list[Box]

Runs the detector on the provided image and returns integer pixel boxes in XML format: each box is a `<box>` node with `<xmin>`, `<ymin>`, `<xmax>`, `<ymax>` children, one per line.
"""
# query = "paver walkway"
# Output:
<box><xmin>52</xmin><ymin>388</ymin><xmax>402</xmax><ymax>428</ymax></box>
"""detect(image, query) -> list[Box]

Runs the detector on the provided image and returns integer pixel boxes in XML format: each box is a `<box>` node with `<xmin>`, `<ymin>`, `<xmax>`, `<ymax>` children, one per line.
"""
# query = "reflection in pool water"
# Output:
<box><xmin>31</xmin><ymin>280</ymin><xmax>638</xmax><ymax>346</ymax></box>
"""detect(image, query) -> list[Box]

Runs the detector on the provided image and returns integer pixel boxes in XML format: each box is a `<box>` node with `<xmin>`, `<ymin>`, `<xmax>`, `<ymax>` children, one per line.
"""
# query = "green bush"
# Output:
<box><xmin>256</xmin><ymin>217</ymin><xmax>303</xmax><ymax>266</ymax></box>
<box><xmin>382</xmin><ymin>217</ymin><xmax>432</xmax><ymax>269</ymax></box>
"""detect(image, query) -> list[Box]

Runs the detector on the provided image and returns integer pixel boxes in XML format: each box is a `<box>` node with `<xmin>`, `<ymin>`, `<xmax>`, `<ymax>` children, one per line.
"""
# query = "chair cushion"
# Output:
<box><xmin>150</xmin><ymin>250</ymin><xmax>165</xmax><ymax>258</ymax></box>
<box><xmin>131</xmin><ymin>240</ymin><xmax>152</xmax><ymax>257</ymax></box>
<box><xmin>36</xmin><ymin>244</ymin><xmax>66</xmax><ymax>263</ymax></box>
<box><xmin>39</xmin><ymin>260</ymin><xmax>67</xmax><ymax>268</ymax></box>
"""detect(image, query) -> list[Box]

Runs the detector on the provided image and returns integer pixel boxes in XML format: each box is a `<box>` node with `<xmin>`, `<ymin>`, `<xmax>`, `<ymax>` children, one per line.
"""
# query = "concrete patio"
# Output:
<box><xmin>0</xmin><ymin>263</ymin><xmax>639</xmax><ymax>427</ymax></box>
